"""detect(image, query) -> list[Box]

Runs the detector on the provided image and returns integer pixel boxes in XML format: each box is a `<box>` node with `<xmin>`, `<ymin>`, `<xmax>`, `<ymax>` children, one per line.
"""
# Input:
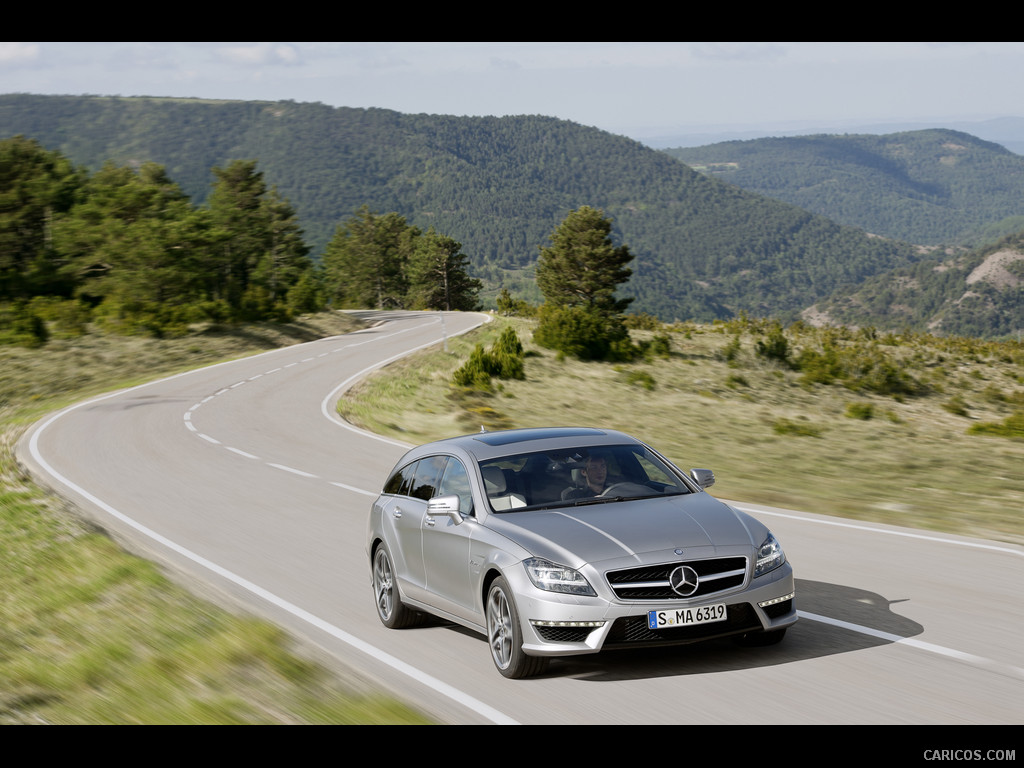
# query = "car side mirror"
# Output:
<box><xmin>427</xmin><ymin>495</ymin><xmax>464</xmax><ymax>525</ymax></box>
<box><xmin>689</xmin><ymin>468</ymin><xmax>715</xmax><ymax>489</ymax></box>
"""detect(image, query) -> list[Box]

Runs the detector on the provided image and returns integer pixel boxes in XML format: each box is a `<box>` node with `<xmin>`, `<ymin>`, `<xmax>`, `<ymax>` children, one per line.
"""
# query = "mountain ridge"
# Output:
<box><xmin>2</xmin><ymin>94</ymin><xmax>1019</xmax><ymax>336</ymax></box>
<box><xmin>663</xmin><ymin>129</ymin><xmax>1024</xmax><ymax>246</ymax></box>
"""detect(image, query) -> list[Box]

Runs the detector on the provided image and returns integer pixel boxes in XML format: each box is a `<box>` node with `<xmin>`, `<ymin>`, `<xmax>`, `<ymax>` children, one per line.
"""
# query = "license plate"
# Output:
<box><xmin>648</xmin><ymin>603</ymin><xmax>726</xmax><ymax>630</ymax></box>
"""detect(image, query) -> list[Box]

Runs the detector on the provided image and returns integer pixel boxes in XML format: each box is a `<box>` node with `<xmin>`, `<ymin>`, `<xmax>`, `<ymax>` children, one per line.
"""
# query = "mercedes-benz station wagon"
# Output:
<box><xmin>367</xmin><ymin>427</ymin><xmax>796</xmax><ymax>678</ymax></box>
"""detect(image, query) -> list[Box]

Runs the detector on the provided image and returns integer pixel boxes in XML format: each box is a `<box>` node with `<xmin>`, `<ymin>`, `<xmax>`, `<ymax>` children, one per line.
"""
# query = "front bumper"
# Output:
<box><xmin>511</xmin><ymin>562</ymin><xmax>797</xmax><ymax>657</ymax></box>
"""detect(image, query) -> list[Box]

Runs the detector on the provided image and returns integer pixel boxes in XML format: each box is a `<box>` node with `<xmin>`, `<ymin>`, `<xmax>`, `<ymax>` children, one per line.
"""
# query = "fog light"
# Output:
<box><xmin>530</xmin><ymin>619</ymin><xmax>606</xmax><ymax>628</ymax></box>
<box><xmin>758</xmin><ymin>592</ymin><xmax>795</xmax><ymax>608</ymax></box>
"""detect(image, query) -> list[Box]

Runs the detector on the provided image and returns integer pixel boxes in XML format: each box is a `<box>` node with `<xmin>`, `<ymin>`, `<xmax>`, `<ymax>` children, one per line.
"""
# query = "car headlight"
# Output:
<box><xmin>523</xmin><ymin>558</ymin><xmax>596</xmax><ymax>596</ymax></box>
<box><xmin>754</xmin><ymin>532</ymin><xmax>786</xmax><ymax>577</ymax></box>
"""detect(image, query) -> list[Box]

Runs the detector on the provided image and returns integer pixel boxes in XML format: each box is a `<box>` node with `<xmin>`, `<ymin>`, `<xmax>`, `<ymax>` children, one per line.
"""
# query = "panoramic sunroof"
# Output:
<box><xmin>473</xmin><ymin>427</ymin><xmax>606</xmax><ymax>446</ymax></box>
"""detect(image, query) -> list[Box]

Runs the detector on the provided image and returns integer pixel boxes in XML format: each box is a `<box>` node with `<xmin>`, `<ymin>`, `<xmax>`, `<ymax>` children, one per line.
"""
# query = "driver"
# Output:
<box><xmin>562</xmin><ymin>454</ymin><xmax>612</xmax><ymax>500</ymax></box>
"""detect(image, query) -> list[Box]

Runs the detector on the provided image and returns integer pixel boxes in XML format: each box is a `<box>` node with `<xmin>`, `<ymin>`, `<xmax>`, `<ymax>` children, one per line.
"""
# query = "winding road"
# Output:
<box><xmin>17</xmin><ymin>310</ymin><xmax>1024</xmax><ymax>724</ymax></box>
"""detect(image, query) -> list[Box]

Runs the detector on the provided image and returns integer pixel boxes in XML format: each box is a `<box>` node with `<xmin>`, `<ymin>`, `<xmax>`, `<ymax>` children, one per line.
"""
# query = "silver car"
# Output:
<box><xmin>367</xmin><ymin>427</ymin><xmax>796</xmax><ymax>678</ymax></box>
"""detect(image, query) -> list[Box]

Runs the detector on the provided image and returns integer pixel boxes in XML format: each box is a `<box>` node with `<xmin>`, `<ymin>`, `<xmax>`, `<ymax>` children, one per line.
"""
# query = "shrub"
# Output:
<box><xmin>533</xmin><ymin>304</ymin><xmax>631</xmax><ymax>362</ymax></box>
<box><xmin>28</xmin><ymin>297</ymin><xmax>92</xmax><ymax>338</ymax></box>
<box><xmin>725</xmin><ymin>374</ymin><xmax>749</xmax><ymax>389</ymax></box>
<box><xmin>495</xmin><ymin>289</ymin><xmax>536</xmax><ymax>317</ymax></box>
<box><xmin>849</xmin><ymin>355</ymin><xmax>924</xmax><ymax>398</ymax></box>
<box><xmin>286</xmin><ymin>272</ymin><xmax>325</xmax><ymax>315</ymax></box>
<box><xmin>720</xmin><ymin>334</ymin><xmax>742</xmax><ymax>364</ymax></box>
<box><xmin>624</xmin><ymin>370</ymin><xmax>656</xmax><ymax>390</ymax></box>
<box><xmin>490</xmin><ymin>327</ymin><xmax>525</xmax><ymax>379</ymax></box>
<box><xmin>773</xmin><ymin>418</ymin><xmax>823</xmax><ymax>437</ymax></box>
<box><xmin>452</xmin><ymin>344</ymin><xmax>497</xmax><ymax>390</ymax></box>
<box><xmin>0</xmin><ymin>302</ymin><xmax>50</xmax><ymax>347</ymax></box>
<box><xmin>644</xmin><ymin>334</ymin><xmax>672</xmax><ymax>359</ymax></box>
<box><xmin>755</xmin><ymin>324</ymin><xmax>791</xmax><ymax>367</ymax></box>
<box><xmin>795</xmin><ymin>345</ymin><xmax>844</xmax><ymax>386</ymax></box>
<box><xmin>794</xmin><ymin>343</ymin><xmax>924</xmax><ymax>398</ymax></box>
<box><xmin>845</xmin><ymin>402</ymin><xmax>875</xmax><ymax>420</ymax></box>
<box><xmin>624</xmin><ymin>312</ymin><xmax>663</xmax><ymax>331</ymax></box>
<box><xmin>967</xmin><ymin>411</ymin><xmax>1024</xmax><ymax>439</ymax></box>
<box><xmin>941</xmin><ymin>395</ymin><xmax>969</xmax><ymax>417</ymax></box>
<box><xmin>451</xmin><ymin>328</ymin><xmax>526</xmax><ymax>391</ymax></box>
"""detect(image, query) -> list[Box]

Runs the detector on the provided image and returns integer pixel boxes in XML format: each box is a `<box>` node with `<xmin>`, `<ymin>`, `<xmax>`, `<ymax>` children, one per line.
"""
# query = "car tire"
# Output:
<box><xmin>372</xmin><ymin>545</ymin><xmax>420</xmax><ymax>629</ymax></box>
<box><xmin>734</xmin><ymin>627</ymin><xmax>787</xmax><ymax>647</ymax></box>
<box><xmin>486</xmin><ymin>576</ymin><xmax>549</xmax><ymax>679</ymax></box>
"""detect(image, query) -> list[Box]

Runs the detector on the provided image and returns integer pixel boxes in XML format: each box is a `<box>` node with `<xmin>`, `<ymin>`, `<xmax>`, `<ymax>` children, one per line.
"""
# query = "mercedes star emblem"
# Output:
<box><xmin>669</xmin><ymin>565</ymin><xmax>700</xmax><ymax>597</ymax></box>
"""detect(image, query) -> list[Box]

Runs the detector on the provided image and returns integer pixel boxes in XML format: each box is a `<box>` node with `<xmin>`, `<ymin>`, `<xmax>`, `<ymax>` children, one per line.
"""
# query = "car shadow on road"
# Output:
<box><xmin>551</xmin><ymin>579</ymin><xmax>923</xmax><ymax>682</ymax></box>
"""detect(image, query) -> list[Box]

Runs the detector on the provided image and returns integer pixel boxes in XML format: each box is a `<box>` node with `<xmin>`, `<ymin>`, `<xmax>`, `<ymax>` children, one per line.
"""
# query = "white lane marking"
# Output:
<box><xmin>799</xmin><ymin>611</ymin><xmax>1024</xmax><ymax>680</ymax></box>
<box><xmin>183</xmin><ymin>315</ymin><xmax>455</xmax><ymax>482</ymax></box>
<box><xmin>330</xmin><ymin>481</ymin><xmax>377</xmax><ymax>497</ymax></box>
<box><xmin>267</xmin><ymin>463</ymin><xmax>319</xmax><ymax>479</ymax></box>
<box><xmin>226</xmin><ymin>447</ymin><xmax>260</xmax><ymax>460</ymax></box>
<box><xmin>25</xmin><ymin>313</ymin><xmax>518</xmax><ymax>726</ymax></box>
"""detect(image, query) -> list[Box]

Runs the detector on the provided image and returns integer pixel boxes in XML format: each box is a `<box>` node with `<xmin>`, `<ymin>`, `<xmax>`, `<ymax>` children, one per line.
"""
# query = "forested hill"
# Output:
<box><xmin>1</xmin><ymin>93</ymin><xmax>921</xmax><ymax>322</ymax></box>
<box><xmin>664</xmin><ymin>130</ymin><xmax>1024</xmax><ymax>247</ymax></box>
<box><xmin>809</xmin><ymin>230</ymin><xmax>1024</xmax><ymax>339</ymax></box>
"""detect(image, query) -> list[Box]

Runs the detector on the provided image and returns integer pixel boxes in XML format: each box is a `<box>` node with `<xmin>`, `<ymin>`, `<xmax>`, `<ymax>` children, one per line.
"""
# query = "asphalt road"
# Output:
<box><xmin>17</xmin><ymin>310</ymin><xmax>1024</xmax><ymax>725</ymax></box>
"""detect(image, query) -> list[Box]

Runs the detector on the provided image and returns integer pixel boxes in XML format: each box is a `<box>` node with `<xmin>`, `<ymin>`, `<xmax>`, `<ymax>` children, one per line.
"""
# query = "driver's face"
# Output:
<box><xmin>586</xmin><ymin>458</ymin><xmax>607</xmax><ymax>488</ymax></box>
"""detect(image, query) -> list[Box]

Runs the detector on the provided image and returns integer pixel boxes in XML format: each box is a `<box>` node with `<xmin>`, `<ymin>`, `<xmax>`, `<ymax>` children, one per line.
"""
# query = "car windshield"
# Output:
<box><xmin>477</xmin><ymin>443</ymin><xmax>694</xmax><ymax>512</ymax></box>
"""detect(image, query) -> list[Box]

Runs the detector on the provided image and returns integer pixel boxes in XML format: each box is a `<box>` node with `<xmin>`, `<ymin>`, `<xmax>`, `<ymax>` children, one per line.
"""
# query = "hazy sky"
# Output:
<box><xmin>3</xmin><ymin>42</ymin><xmax>1022</xmax><ymax>139</ymax></box>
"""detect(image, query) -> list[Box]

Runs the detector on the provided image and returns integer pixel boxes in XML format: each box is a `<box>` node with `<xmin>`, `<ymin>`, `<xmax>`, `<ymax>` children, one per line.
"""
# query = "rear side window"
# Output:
<box><xmin>383</xmin><ymin>461</ymin><xmax>418</xmax><ymax>496</ymax></box>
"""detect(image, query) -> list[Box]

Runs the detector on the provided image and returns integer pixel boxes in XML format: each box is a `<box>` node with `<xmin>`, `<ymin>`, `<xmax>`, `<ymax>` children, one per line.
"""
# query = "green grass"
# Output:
<box><xmin>0</xmin><ymin>313</ymin><xmax>430</xmax><ymax>724</ymax></box>
<box><xmin>341</xmin><ymin>317</ymin><xmax>1024</xmax><ymax>547</ymax></box>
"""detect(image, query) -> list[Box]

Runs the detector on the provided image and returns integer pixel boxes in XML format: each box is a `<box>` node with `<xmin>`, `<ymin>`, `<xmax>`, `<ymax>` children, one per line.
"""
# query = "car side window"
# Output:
<box><xmin>410</xmin><ymin>455</ymin><xmax>447</xmax><ymax>501</ymax></box>
<box><xmin>436</xmin><ymin>457</ymin><xmax>474</xmax><ymax>516</ymax></box>
<box><xmin>383</xmin><ymin>461</ymin><xmax>418</xmax><ymax>496</ymax></box>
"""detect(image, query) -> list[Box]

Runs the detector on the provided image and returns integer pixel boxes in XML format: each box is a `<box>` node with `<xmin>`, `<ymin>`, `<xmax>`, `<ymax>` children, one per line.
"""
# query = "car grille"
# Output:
<box><xmin>604</xmin><ymin>603</ymin><xmax>760</xmax><ymax>647</ymax></box>
<box><xmin>606</xmin><ymin>556</ymin><xmax>747</xmax><ymax>601</ymax></box>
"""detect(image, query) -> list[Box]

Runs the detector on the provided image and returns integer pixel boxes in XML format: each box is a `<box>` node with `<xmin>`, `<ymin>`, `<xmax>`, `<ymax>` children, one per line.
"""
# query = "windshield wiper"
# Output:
<box><xmin>572</xmin><ymin>496</ymin><xmax>623</xmax><ymax>506</ymax></box>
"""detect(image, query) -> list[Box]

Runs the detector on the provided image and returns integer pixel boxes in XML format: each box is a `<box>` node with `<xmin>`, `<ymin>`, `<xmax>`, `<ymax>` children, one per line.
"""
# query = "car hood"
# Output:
<box><xmin>484</xmin><ymin>492</ymin><xmax>764</xmax><ymax>569</ymax></box>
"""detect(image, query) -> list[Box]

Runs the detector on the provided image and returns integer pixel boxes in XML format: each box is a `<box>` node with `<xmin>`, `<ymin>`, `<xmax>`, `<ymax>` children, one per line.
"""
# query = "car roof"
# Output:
<box><xmin>401</xmin><ymin>427</ymin><xmax>644</xmax><ymax>463</ymax></box>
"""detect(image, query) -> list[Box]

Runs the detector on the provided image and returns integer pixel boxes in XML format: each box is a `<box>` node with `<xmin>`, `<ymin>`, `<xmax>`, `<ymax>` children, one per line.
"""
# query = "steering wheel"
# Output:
<box><xmin>599</xmin><ymin>482</ymin><xmax>650</xmax><ymax>497</ymax></box>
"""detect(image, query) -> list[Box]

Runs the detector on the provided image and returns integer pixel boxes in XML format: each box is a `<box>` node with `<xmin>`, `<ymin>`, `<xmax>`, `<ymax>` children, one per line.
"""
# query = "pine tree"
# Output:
<box><xmin>534</xmin><ymin>206</ymin><xmax>635</xmax><ymax>360</ymax></box>
<box><xmin>535</xmin><ymin>206</ymin><xmax>633</xmax><ymax>316</ymax></box>
<box><xmin>322</xmin><ymin>206</ymin><xmax>416</xmax><ymax>309</ymax></box>
<box><xmin>406</xmin><ymin>229</ymin><xmax>482</xmax><ymax>311</ymax></box>
<box><xmin>0</xmin><ymin>136</ymin><xmax>84</xmax><ymax>300</ymax></box>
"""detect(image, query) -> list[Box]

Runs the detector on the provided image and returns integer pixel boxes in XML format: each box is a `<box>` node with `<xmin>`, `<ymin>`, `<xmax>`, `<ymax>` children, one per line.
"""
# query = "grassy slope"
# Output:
<box><xmin>0</xmin><ymin>313</ymin><xmax>429</xmax><ymax>724</ymax></box>
<box><xmin>340</xmin><ymin>316</ymin><xmax>1024</xmax><ymax>546</ymax></box>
